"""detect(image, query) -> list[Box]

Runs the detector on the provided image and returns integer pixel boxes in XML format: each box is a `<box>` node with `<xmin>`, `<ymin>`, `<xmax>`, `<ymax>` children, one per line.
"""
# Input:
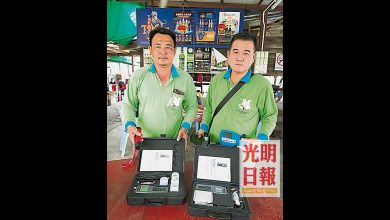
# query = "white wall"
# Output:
<box><xmin>107</xmin><ymin>61</ymin><xmax>133</xmax><ymax>82</ymax></box>
<box><xmin>264</xmin><ymin>75</ymin><xmax>283</xmax><ymax>86</ymax></box>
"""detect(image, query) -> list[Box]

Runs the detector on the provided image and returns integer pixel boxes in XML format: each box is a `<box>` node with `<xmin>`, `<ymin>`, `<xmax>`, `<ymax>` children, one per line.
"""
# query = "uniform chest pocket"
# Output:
<box><xmin>167</xmin><ymin>89</ymin><xmax>185</xmax><ymax>111</ymax></box>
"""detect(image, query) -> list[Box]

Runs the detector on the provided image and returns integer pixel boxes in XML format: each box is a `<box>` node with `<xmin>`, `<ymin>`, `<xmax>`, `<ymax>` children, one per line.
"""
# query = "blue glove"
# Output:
<box><xmin>124</xmin><ymin>121</ymin><xmax>137</xmax><ymax>132</ymax></box>
<box><xmin>257</xmin><ymin>133</ymin><xmax>269</xmax><ymax>140</ymax></box>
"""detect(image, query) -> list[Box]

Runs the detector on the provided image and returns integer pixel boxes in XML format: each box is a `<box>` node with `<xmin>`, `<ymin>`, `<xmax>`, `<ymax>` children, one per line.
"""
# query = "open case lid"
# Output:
<box><xmin>137</xmin><ymin>137</ymin><xmax>185</xmax><ymax>173</ymax></box>
<box><xmin>193</xmin><ymin>144</ymin><xmax>240</xmax><ymax>184</ymax></box>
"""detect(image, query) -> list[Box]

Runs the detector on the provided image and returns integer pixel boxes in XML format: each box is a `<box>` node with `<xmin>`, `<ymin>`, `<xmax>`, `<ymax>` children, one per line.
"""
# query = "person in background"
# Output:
<box><xmin>196</xmin><ymin>89</ymin><xmax>202</xmax><ymax>98</ymax></box>
<box><xmin>197</xmin><ymin>31</ymin><xmax>278</xmax><ymax>143</ymax></box>
<box><xmin>196</xmin><ymin>90</ymin><xmax>204</xmax><ymax>110</ymax></box>
<box><xmin>108</xmin><ymin>78</ymin><xmax>118</xmax><ymax>101</ymax></box>
<box><xmin>121</xmin><ymin>27</ymin><xmax>198</xmax><ymax>148</ymax></box>
<box><xmin>117</xmin><ymin>79</ymin><xmax>125</xmax><ymax>101</ymax></box>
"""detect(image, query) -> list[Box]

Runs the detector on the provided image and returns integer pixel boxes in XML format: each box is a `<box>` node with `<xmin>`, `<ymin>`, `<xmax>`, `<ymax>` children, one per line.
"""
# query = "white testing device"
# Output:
<box><xmin>170</xmin><ymin>172</ymin><xmax>179</xmax><ymax>192</ymax></box>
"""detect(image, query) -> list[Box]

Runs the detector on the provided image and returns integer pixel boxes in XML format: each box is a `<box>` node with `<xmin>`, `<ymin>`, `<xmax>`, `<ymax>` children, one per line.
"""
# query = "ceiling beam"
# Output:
<box><xmin>107</xmin><ymin>47</ymin><xmax>129</xmax><ymax>55</ymax></box>
<box><xmin>120</xmin><ymin>0</ymin><xmax>283</xmax><ymax>12</ymax></box>
<box><xmin>107</xmin><ymin>52</ymin><xmax>126</xmax><ymax>56</ymax></box>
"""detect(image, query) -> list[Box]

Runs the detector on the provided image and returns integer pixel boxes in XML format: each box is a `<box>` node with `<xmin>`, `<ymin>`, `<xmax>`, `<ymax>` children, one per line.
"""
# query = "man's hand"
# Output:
<box><xmin>177</xmin><ymin>128</ymin><xmax>188</xmax><ymax>150</ymax></box>
<box><xmin>127</xmin><ymin>126</ymin><xmax>141</xmax><ymax>145</ymax></box>
<box><xmin>197</xmin><ymin>128</ymin><xmax>205</xmax><ymax>139</ymax></box>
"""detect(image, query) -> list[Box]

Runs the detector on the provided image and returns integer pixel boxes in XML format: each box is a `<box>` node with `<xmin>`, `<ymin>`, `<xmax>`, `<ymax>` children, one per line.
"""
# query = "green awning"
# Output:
<box><xmin>108</xmin><ymin>56</ymin><xmax>132</xmax><ymax>65</ymax></box>
<box><xmin>107</xmin><ymin>1</ymin><xmax>146</xmax><ymax>46</ymax></box>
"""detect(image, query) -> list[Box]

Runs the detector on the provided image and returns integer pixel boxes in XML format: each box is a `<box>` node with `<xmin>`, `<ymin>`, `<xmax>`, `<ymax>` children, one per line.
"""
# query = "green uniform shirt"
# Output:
<box><xmin>201</xmin><ymin>68</ymin><xmax>278</xmax><ymax>143</ymax></box>
<box><xmin>122</xmin><ymin>63</ymin><xmax>198</xmax><ymax>138</ymax></box>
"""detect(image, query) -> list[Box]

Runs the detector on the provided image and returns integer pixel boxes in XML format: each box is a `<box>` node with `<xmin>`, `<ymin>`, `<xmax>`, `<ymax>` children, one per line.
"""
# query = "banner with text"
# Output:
<box><xmin>239</xmin><ymin>139</ymin><xmax>281</xmax><ymax>197</ymax></box>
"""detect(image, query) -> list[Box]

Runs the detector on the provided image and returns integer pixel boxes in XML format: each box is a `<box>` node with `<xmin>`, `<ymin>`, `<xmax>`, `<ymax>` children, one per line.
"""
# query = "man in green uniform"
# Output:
<box><xmin>122</xmin><ymin>28</ymin><xmax>198</xmax><ymax>147</ymax></box>
<box><xmin>197</xmin><ymin>32</ymin><xmax>278</xmax><ymax>143</ymax></box>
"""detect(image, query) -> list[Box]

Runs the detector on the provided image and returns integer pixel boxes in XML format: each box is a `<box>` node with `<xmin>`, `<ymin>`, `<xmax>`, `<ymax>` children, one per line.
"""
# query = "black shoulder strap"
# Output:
<box><xmin>207</xmin><ymin>72</ymin><xmax>254</xmax><ymax>137</ymax></box>
<box><xmin>208</xmin><ymin>81</ymin><xmax>244</xmax><ymax>133</ymax></box>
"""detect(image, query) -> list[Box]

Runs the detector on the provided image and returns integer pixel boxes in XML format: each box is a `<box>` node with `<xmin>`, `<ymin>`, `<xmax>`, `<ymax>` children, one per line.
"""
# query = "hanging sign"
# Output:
<box><xmin>274</xmin><ymin>53</ymin><xmax>283</xmax><ymax>71</ymax></box>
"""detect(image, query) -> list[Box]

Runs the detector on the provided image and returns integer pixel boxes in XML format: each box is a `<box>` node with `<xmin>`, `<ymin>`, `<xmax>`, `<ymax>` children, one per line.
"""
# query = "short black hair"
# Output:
<box><xmin>229</xmin><ymin>31</ymin><xmax>257</xmax><ymax>51</ymax></box>
<box><xmin>149</xmin><ymin>27</ymin><xmax>176</xmax><ymax>48</ymax></box>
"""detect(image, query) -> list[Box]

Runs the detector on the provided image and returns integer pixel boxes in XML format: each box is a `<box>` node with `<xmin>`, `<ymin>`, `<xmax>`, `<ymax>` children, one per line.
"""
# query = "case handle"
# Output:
<box><xmin>207</xmin><ymin>210</ymin><xmax>231</xmax><ymax>219</ymax></box>
<box><xmin>146</xmin><ymin>198</ymin><xmax>165</xmax><ymax>206</ymax></box>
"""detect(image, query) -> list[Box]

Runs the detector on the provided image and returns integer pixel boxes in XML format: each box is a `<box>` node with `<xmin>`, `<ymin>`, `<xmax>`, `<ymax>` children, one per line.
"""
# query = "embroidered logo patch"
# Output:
<box><xmin>169</xmin><ymin>96</ymin><xmax>181</xmax><ymax>109</ymax></box>
<box><xmin>239</xmin><ymin>98</ymin><xmax>251</xmax><ymax>112</ymax></box>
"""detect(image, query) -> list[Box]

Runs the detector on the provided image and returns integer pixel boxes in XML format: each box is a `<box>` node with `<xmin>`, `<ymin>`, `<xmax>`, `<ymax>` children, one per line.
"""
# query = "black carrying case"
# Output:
<box><xmin>188</xmin><ymin>144</ymin><xmax>251</xmax><ymax>219</ymax></box>
<box><xmin>126</xmin><ymin>137</ymin><xmax>186</xmax><ymax>205</ymax></box>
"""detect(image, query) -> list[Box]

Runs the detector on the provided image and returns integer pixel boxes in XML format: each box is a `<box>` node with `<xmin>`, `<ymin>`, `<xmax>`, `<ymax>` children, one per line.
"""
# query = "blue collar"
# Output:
<box><xmin>149</xmin><ymin>63</ymin><xmax>179</xmax><ymax>78</ymax></box>
<box><xmin>223</xmin><ymin>68</ymin><xmax>252</xmax><ymax>83</ymax></box>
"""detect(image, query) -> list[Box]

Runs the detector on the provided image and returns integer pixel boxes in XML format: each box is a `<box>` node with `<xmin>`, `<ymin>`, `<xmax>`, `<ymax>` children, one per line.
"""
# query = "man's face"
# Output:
<box><xmin>227</xmin><ymin>39</ymin><xmax>255</xmax><ymax>75</ymax></box>
<box><xmin>149</xmin><ymin>33</ymin><xmax>176</xmax><ymax>67</ymax></box>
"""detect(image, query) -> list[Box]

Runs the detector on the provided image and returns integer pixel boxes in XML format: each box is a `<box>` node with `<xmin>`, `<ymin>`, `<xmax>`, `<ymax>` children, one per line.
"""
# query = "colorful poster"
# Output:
<box><xmin>210</xmin><ymin>48</ymin><xmax>228</xmax><ymax>73</ymax></box>
<box><xmin>173</xmin><ymin>47</ymin><xmax>188</xmax><ymax>71</ymax></box>
<box><xmin>186</xmin><ymin>47</ymin><xmax>195</xmax><ymax>72</ymax></box>
<box><xmin>174</xmin><ymin>10</ymin><xmax>194</xmax><ymax>45</ymax></box>
<box><xmin>217</xmin><ymin>12</ymin><xmax>240</xmax><ymax>45</ymax></box>
<box><xmin>195</xmin><ymin>10</ymin><xmax>217</xmax><ymax>45</ymax></box>
<box><xmin>136</xmin><ymin>8</ymin><xmax>244</xmax><ymax>48</ymax></box>
<box><xmin>194</xmin><ymin>47</ymin><xmax>211</xmax><ymax>72</ymax></box>
<box><xmin>143</xmin><ymin>47</ymin><xmax>152</xmax><ymax>66</ymax></box>
<box><xmin>136</xmin><ymin>8</ymin><xmax>174</xmax><ymax>46</ymax></box>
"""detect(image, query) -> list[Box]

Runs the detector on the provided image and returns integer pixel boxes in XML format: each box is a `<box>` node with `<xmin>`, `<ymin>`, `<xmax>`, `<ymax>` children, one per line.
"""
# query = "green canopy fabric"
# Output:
<box><xmin>108</xmin><ymin>56</ymin><xmax>132</xmax><ymax>65</ymax></box>
<box><xmin>107</xmin><ymin>1</ymin><xmax>145</xmax><ymax>46</ymax></box>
